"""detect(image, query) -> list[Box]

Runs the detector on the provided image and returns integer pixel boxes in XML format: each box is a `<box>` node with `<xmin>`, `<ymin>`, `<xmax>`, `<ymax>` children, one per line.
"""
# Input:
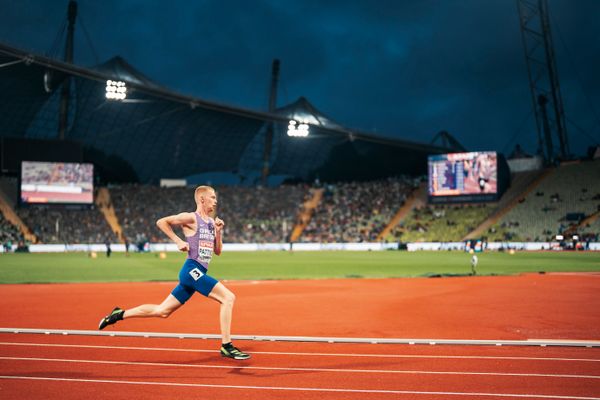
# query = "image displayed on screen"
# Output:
<box><xmin>428</xmin><ymin>152</ymin><xmax>497</xmax><ymax>197</ymax></box>
<box><xmin>20</xmin><ymin>161</ymin><xmax>94</xmax><ymax>204</ymax></box>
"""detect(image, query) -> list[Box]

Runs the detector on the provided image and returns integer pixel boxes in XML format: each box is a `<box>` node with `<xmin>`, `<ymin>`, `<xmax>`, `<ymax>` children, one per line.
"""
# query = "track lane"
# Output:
<box><xmin>2</xmin><ymin>341</ymin><xmax>600</xmax><ymax>376</ymax></box>
<box><xmin>1</xmin><ymin>274</ymin><xmax>599</xmax><ymax>400</ymax></box>
<box><xmin>1</xmin><ymin>340</ymin><xmax>600</xmax><ymax>399</ymax></box>
<box><xmin>1</xmin><ymin>372</ymin><xmax>599</xmax><ymax>400</ymax></box>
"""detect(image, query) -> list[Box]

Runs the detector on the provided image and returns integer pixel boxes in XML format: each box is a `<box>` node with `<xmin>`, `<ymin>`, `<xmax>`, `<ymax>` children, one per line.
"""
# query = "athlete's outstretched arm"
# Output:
<box><xmin>156</xmin><ymin>212</ymin><xmax>195</xmax><ymax>252</ymax></box>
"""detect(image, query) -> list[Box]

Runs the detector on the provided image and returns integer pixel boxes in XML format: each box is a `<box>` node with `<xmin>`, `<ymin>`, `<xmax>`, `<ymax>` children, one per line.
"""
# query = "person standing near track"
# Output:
<box><xmin>470</xmin><ymin>252</ymin><xmax>478</xmax><ymax>275</ymax></box>
<box><xmin>105</xmin><ymin>237</ymin><xmax>112</xmax><ymax>258</ymax></box>
<box><xmin>98</xmin><ymin>185</ymin><xmax>250</xmax><ymax>360</ymax></box>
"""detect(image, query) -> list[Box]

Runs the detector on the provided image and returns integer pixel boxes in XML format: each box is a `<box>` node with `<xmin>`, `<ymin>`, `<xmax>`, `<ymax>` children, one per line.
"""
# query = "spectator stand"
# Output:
<box><xmin>301</xmin><ymin>177</ymin><xmax>416</xmax><ymax>243</ymax></box>
<box><xmin>0</xmin><ymin>181</ymin><xmax>37</xmax><ymax>244</ymax></box>
<box><xmin>488</xmin><ymin>160</ymin><xmax>600</xmax><ymax>241</ymax></box>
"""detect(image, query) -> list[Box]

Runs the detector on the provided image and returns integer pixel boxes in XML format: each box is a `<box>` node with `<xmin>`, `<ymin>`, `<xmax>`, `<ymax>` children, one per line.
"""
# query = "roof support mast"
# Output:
<box><xmin>517</xmin><ymin>0</ymin><xmax>569</xmax><ymax>163</ymax></box>
<box><xmin>261</xmin><ymin>59</ymin><xmax>280</xmax><ymax>185</ymax></box>
<box><xmin>58</xmin><ymin>0</ymin><xmax>77</xmax><ymax>140</ymax></box>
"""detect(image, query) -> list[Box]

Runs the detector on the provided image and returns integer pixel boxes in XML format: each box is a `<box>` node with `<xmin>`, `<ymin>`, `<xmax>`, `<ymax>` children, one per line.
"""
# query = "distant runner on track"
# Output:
<box><xmin>98</xmin><ymin>185</ymin><xmax>250</xmax><ymax>360</ymax></box>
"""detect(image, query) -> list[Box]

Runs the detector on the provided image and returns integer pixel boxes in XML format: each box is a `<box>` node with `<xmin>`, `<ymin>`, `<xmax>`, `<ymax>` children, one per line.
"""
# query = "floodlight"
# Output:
<box><xmin>105</xmin><ymin>80</ymin><xmax>127</xmax><ymax>100</ymax></box>
<box><xmin>287</xmin><ymin>119</ymin><xmax>310</xmax><ymax>137</ymax></box>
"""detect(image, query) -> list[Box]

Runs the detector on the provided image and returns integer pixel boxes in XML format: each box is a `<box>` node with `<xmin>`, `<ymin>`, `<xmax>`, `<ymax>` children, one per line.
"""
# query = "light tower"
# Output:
<box><xmin>517</xmin><ymin>0</ymin><xmax>569</xmax><ymax>163</ymax></box>
<box><xmin>57</xmin><ymin>0</ymin><xmax>77</xmax><ymax>140</ymax></box>
<box><xmin>261</xmin><ymin>59</ymin><xmax>280</xmax><ymax>185</ymax></box>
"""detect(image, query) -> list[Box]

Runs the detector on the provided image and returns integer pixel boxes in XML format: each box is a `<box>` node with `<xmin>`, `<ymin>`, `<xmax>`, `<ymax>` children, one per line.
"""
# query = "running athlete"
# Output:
<box><xmin>98</xmin><ymin>185</ymin><xmax>250</xmax><ymax>360</ymax></box>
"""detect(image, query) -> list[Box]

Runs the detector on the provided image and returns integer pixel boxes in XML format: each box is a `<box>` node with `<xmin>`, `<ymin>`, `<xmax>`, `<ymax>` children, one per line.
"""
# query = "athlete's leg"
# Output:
<box><xmin>208</xmin><ymin>282</ymin><xmax>236</xmax><ymax>344</ymax></box>
<box><xmin>123</xmin><ymin>294</ymin><xmax>183</xmax><ymax>319</ymax></box>
<box><xmin>207</xmin><ymin>282</ymin><xmax>250</xmax><ymax>360</ymax></box>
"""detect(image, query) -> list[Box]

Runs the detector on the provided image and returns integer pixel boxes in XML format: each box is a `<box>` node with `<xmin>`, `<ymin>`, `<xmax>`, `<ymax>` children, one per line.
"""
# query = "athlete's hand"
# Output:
<box><xmin>176</xmin><ymin>239</ymin><xmax>189</xmax><ymax>252</ymax></box>
<box><xmin>214</xmin><ymin>217</ymin><xmax>225</xmax><ymax>232</ymax></box>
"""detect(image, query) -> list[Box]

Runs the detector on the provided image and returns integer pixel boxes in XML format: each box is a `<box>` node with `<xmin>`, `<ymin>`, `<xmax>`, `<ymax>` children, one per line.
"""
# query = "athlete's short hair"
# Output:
<box><xmin>194</xmin><ymin>185</ymin><xmax>215</xmax><ymax>205</ymax></box>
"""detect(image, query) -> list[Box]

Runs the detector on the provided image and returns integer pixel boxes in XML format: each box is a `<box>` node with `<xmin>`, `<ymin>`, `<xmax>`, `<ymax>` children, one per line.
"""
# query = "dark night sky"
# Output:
<box><xmin>1</xmin><ymin>0</ymin><xmax>599</xmax><ymax>156</ymax></box>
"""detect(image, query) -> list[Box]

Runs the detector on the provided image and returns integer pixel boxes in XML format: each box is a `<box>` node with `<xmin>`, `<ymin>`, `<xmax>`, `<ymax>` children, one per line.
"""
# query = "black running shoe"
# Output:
<box><xmin>98</xmin><ymin>307</ymin><xmax>124</xmax><ymax>330</ymax></box>
<box><xmin>220</xmin><ymin>343</ymin><xmax>251</xmax><ymax>360</ymax></box>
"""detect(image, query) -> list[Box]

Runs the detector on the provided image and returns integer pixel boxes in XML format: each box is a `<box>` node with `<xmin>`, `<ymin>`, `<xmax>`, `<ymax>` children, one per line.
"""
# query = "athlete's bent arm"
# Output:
<box><xmin>156</xmin><ymin>212</ymin><xmax>195</xmax><ymax>252</ymax></box>
<box><xmin>214</xmin><ymin>217</ymin><xmax>224</xmax><ymax>255</ymax></box>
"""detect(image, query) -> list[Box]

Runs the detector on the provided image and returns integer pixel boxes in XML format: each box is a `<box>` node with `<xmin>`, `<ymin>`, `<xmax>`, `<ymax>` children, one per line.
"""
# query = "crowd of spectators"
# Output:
<box><xmin>5</xmin><ymin>161</ymin><xmax>599</xmax><ymax>246</ymax></box>
<box><xmin>1</xmin><ymin>213</ymin><xmax>24</xmax><ymax>250</ymax></box>
<box><xmin>301</xmin><ymin>177</ymin><xmax>418</xmax><ymax>242</ymax></box>
<box><xmin>216</xmin><ymin>184</ymin><xmax>308</xmax><ymax>243</ymax></box>
<box><xmin>110</xmin><ymin>184</ymin><xmax>308</xmax><ymax>244</ymax></box>
<box><xmin>110</xmin><ymin>179</ymin><xmax>417</xmax><ymax>245</ymax></box>
<box><xmin>16</xmin><ymin>206</ymin><xmax>117</xmax><ymax>244</ymax></box>
<box><xmin>109</xmin><ymin>184</ymin><xmax>194</xmax><ymax>244</ymax></box>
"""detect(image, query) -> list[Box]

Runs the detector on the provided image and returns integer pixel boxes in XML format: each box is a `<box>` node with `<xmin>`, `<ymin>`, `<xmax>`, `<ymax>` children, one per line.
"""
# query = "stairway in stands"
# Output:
<box><xmin>290</xmin><ymin>188</ymin><xmax>324</xmax><ymax>242</ymax></box>
<box><xmin>376</xmin><ymin>183</ymin><xmax>427</xmax><ymax>241</ymax></box>
<box><xmin>463</xmin><ymin>169</ymin><xmax>552</xmax><ymax>240</ymax></box>
<box><xmin>96</xmin><ymin>187</ymin><xmax>124</xmax><ymax>242</ymax></box>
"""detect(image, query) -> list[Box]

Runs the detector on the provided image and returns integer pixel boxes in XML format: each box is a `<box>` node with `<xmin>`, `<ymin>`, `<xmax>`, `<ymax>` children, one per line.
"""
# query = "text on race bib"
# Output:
<box><xmin>189</xmin><ymin>268</ymin><xmax>204</xmax><ymax>281</ymax></box>
<box><xmin>197</xmin><ymin>240</ymin><xmax>214</xmax><ymax>264</ymax></box>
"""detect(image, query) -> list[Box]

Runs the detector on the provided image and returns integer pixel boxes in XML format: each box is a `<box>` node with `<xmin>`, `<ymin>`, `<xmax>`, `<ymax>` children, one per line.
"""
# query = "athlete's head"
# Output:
<box><xmin>194</xmin><ymin>185</ymin><xmax>217</xmax><ymax>214</ymax></box>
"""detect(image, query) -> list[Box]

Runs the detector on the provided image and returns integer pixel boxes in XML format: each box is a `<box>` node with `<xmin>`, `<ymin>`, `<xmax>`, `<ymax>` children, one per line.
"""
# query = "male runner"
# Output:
<box><xmin>98</xmin><ymin>186</ymin><xmax>250</xmax><ymax>360</ymax></box>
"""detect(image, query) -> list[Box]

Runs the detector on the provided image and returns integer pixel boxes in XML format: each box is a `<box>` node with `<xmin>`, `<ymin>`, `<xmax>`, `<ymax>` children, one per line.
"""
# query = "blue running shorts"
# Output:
<box><xmin>171</xmin><ymin>259</ymin><xmax>219</xmax><ymax>304</ymax></box>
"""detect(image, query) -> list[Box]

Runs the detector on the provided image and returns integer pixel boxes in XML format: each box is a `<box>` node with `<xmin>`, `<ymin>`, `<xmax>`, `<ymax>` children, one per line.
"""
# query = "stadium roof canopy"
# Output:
<box><xmin>0</xmin><ymin>42</ymin><xmax>460</xmax><ymax>183</ymax></box>
<box><xmin>92</xmin><ymin>56</ymin><xmax>167</xmax><ymax>91</ymax></box>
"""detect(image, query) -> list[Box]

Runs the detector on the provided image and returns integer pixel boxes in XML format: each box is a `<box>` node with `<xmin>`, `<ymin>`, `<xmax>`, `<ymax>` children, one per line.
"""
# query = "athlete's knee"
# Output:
<box><xmin>157</xmin><ymin>306</ymin><xmax>174</xmax><ymax>318</ymax></box>
<box><xmin>223</xmin><ymin>291</ymin><xmax>236</xmax><ymax>307</ymax></box>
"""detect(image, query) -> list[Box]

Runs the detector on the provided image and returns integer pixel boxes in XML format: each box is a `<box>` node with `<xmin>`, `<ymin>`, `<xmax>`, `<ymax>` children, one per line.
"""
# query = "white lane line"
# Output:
<box><xmin>0</xmin><ymin>375</ymin><xmax>598</xmax><ymax>399</ymax></box>
<box><xmin>1</xmin><ymin>341</ymin><xmax>599</xmax><ymax>362</ymax></box>
<box><xmin>1</xmin><ymin>356</ymin><xmax>598</xmax><ymax>379</ymax></box>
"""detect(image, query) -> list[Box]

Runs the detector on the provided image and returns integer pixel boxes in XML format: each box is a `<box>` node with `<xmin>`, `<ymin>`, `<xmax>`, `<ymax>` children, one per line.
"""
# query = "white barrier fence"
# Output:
<box><xmin>1</xmin><ymin>241</ymin><xmax>598</xmax><ymax>253</ymax></box>
<box><xmin>407</xmin><ymin>242</ymin><xmax>600</xmax><ymax>251</ymax></box>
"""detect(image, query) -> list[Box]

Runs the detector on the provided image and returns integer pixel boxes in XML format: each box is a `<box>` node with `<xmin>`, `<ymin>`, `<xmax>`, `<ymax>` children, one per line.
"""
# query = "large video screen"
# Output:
<box><xmin>428</xmin><ymin>152</ymin><xmax>497</xmax><ymax>199</ymax></box>
<box><xmin>20</xmin><ymin>161</ymin><xmax>94</xmax><ymax>204</ymax></box>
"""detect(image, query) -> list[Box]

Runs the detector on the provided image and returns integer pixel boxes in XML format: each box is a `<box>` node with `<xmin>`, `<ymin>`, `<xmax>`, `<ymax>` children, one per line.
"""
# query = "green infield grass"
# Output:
<box><xmin>0</xmin><ymin>250</ymin><xmax>599</xmax><ymax>284</ymax></box>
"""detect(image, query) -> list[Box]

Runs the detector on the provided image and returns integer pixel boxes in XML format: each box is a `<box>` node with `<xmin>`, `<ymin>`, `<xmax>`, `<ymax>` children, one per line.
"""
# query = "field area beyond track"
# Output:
<box><xmin>0</xmin><ymin>250</ymin><xmax>599</xmax><ymax>284</ymax></box>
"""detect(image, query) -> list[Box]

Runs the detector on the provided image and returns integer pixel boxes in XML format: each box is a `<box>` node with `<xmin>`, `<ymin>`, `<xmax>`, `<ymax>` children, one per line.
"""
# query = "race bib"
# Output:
<box><xmin>198</xmin><ymin>240</ymin><xmax>214</xmax><ymax>264</ymax></box>
<box><xmin>189</xmin><ymin>267</ymin><xmax>204</xmax><ymax>281</ymax></box>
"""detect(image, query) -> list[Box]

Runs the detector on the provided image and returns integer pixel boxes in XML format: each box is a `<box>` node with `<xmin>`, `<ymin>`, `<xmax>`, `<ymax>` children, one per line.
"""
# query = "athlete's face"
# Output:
<box><xmin>201</xmin><ymin>190</ymin><xmax>218</xmax><ymax>213</ymax></box>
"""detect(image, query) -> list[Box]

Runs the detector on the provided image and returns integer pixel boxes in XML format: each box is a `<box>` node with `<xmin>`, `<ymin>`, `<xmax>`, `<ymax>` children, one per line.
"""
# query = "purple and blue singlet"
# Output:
<box><xmin>171</xmin><ymin>213</ymin><xmax>219</xmax><ymax>303</ymax></box>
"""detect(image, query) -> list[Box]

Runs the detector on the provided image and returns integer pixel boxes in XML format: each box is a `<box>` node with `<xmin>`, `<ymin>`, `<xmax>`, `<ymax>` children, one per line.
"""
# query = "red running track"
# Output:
<box><xmin>0</xmin><ymin>274</ymin><xmax>599</xmax><ymax>399</ymax></box>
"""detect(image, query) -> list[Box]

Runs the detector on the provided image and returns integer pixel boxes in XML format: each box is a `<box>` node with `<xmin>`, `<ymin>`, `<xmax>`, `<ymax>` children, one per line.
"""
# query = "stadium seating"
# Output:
<box><xmin>0</xmin><ymin>178</ymin><xmax>32</xmax><ymax>245</ymax></box>
<box><xmin>579</xmin><ymin>216</ymin><xmax>600</xmax><ymax>242</ymax></box>
<box><xmin>109</xmin><ymin>184</ymin><xmax>194</xmax><ymax>244</ymax></box>
<box><xmin>110</xmin><ymin>184</ymin><xmax>308</xmax><ymax>244</ymax></box>
<box><xmin>300</xmin><ymin>177</ymin><xmax>417</xmax><ymax>243</ymax></box>
<box><xmin>216</xmin><ymin>185</ymin><xmax>308</xmax><ymax>243</ymax></box>
<box><xmin>2</xmin><ymin>161</ymin><xmax>598</xmax><ymax>246</ymax></box>
<box><xmin>487</xmin><ymin>160</ymin><xmax>600</xmax><ymax>241</ymax></box>
<box><xmin>464</xmin><ymin>169</ymin><xmax>548</xmax><ymax>240</ymax></box>
<box><xmin>16</xmin><ymin>206</ymin><xmax>117</xmax><ymax>244</ymax></box>
<box><xmin>0</xmin><ymin>212</ymin><xmax>24</xmax><ymax>248</ymax></box>
<box><xmin>389</xmin><ymin>203</ymin><xmax>495</xmax><ymax>242</ymax></box>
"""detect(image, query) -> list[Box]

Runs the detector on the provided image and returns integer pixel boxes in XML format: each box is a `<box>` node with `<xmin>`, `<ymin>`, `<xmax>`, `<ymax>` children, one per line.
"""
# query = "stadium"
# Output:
<box><xmin>0</xmin><ymin>1</ymin><xmax>599</xmax><ymax>399</ymax></box>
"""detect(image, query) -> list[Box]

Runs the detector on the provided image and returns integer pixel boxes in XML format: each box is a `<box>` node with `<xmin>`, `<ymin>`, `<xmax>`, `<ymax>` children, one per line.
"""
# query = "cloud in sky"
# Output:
<box><xmin>1</xmin><ymin>0</ymin><xmax>598</xmax><ymax>156</ymax></box>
